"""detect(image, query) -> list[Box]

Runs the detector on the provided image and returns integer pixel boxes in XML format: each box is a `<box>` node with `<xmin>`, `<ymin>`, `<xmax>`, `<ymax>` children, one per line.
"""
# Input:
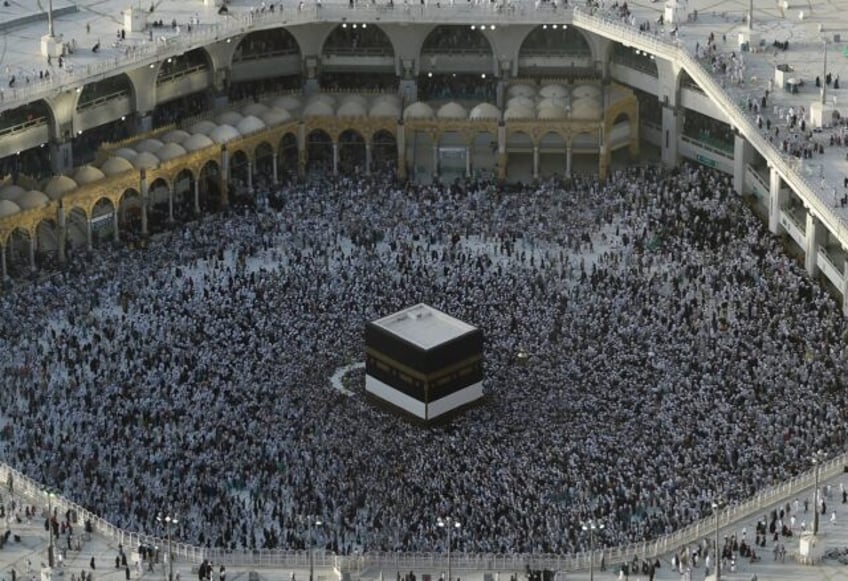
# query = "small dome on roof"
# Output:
<box><xmin>242</xmin><ymin>103</ymin><xmax>269</xmax><ymax>117</ymax></box>
<box><xmin>538</xmin><ymin>97</ymin><xmax>568</xmax><ymax>110</ymax></box>
<box><xmin>135</xmin><ymin>138</ymin><xmax>164</xmax><ymax>154</ymax></box>
<box><xmin>114</xmin><ymin>148</ymin><xmax>138</xmax><ymax>161</ymax></box>
<box><xmin>101</xmin><ymin>156</ymin><xmax>135</xmax><ymax>176</ymax></box>
<box><xmin>44</xmin><ymin>175</ymin><xmax>78</xmax><ymax>199</ymax></box>
<box><xmin>303</xmin><ymin>101</ymin><xmax>335</xmax><ymax>118</ymax></box>
<box><xmin>437</xmin><ymin>102</ymin><xmax>468</xmax><ymax>120</ymax></box>
<box><xmin>540</xmin><ymin>84</ymin><xmax>568</xmax><ymax>98</ymax></box>
<box><xmin>260</xmin><ymin>108</ymin><xmax>292</xmax><ymax>126</ymax></box>
<box><xmin>572</xmin><ymin>84</ymin><xmax>601</xmax><ymax>99</ymax></box>
<box><xmin>189</xmin><ymin>120</ymin><xmax>218</xmax><ymax>135</ymax></box>
<box><xmin>156</xmin><ymin>142</ymin><xmax>188</xmax><ymax>162</ymax></box>
<box><xmin>17</xmin><ymin>190</ymin><xmax>50</xmax><ymax>210</ymax></box>
<box><xmin>369</xmin><ymin>101</ymin><xmax>401</xmax><ymax>118</ymax></box>
<box><xmin>337</xmin><ymin>101</ymin><xmax>367</xmax><ymax>118</ymax></box>
<box><xmin>537</xmin><ymin>105</ymin><xmax>567</xmax><ymax>120</ymax></box>
<box><xmin>216</xmin><ymin>111</ymin><xmax>244</xmax><ymax>126</ymax></box>
<box><xmin>504</xmin><ymin>105</ymin><xmax>535</xmax><ymax>120</ymax></box>
<box><xmin>270</xmin><ymin>95</ymin><xmax>301</xmax><ymax>111</ymax></box>
<box><xmin>507</xmin><ymin>84</ymin><xmax>536</xmax><ymax>98</ymax></box>
<box><xmin>183</xmin><ymin>133</ymin><xmax>215</xmax><ymax>152</ymax></box>
<box><xmin>0</xmin><ymin>184</ymin><xmax>27</xmax><ymax>201</ymax></box>
<box><xmin>161</xmin><ymin>130</ymin><xmax>191</xmax><ymax>144</ymax></box>
<box><xmin>340</xmin><ymin>94</ymin><xmax>368</xmax><ymax>107</ymax></box>
<box><xmin>571</xmin><ymin>97</ymin><xmax>602</xmax><ymax>120</ymax></box>
<box><xmin>209</xmin><ymin>124</ymin><xmax>240</xmax><ymax>144</ymax></box>
<box><xmin>237</xmin><ymin>115</ymin><xmax>266</xmax><ymax>135</ymax></box>
<box><xmin>373</xmin><ymin>93</ymin><xmax>401</xmax><ymax>105</ymax></box>
<box><xmin>469</xmin><ymin>103</ymin><xmax>500</xmax><ymax>120</ymax></box>
<box><xmin>306</xmin><ymin>93</ymin><xmax>336</xmax><ymax>107</ymax></box>
<box><xmin>404</xmin><ymin>101</ymin><xmax>435</xmax><ymax>120</ymax></box>
<box><xmin>507</xmin><ymin>96</ymin><xmax>535</xmax><ymax>110</ymax></box>
<box><xmin>0</xmin><ymin>199</ymin><xmax>20</xmax><ymax>217</ymax></box>
<box><xmin>73</xmin><ymin>165</ymin><xmax>106</xmax><ymax>185</ymax></box>
<box><xmin>132</xmin><ymin>151</ymin><xmax>160</xmax><ymax>169</ymax></box>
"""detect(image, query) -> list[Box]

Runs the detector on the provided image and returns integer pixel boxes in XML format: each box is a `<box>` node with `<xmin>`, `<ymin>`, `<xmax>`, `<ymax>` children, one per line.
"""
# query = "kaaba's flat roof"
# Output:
<box><xmin>371</xmin><ymin>304</ymin><xmax>476</xmax><ymax>350</ymax></box>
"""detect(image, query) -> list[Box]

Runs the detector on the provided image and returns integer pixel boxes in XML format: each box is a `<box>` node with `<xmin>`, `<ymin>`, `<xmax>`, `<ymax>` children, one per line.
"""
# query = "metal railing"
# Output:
<box><xmin>2</xmin><ymin>447</ymin><xmax>846</xmax><ymax>573</ymax></box>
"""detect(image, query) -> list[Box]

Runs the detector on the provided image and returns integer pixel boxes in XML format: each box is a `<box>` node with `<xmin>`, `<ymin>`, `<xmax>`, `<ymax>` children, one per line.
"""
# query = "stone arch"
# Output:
<box><xmin>519</xmin><ymin>24</ymin><xmax>592</xmax><ymax>58</ymax></box>
<box><xmin>538</xmin><ymin>130</ymin><xmax>567</xmax><ymax>178</ymax></box>
<box><xmin>118</xmin><ymin>187</ymin><xmax>143</xmax><ymax>239</ymax></box>
<box><xmin>157</xmin><ymin>47</ymin><xmax>212</xmax><ymax>85</ymax></box>
<box><xmin>338</xmin><ymin>129</ymin><xmax>366</xmax><ymax>175</ymax></box>
<box><xmin>230</xmin><ymin>149</ymin><xmax>251</xmax><ymax>198</ymax></box>
<box><xmin>35</xmin><ymin>218</ymin><xmax>59</xmax><ymax>268</ymax></box>
<box><xmin>198</xmin><ymin>160</ymin><xmax>222</xmax><ymax>213</ymax></box>
<box><xmin>232</xmin><ymin>27</ymin><xmax>301</xmax><ymax>65</ymax></box>
<box><xmin>0</xmin><ymin>100</ymin><xmax>52</xmax><ymax>135</ymax></box>
<box><xmin>66</xmin><ymin>206</ymin><xmax>89</xmax><ymax>250</ymax></box>
<box><xmin>470</xmin><ymin>130</ymin><xmax>496</xmax><ymax>178</ymax></box>
<box><xmin>306</xmin><ymin>129</ymin><xmax>333</xmax><ymax>175</ymax></box>
<box><xmin>148</xmin><ymin>177</ymin><xmax>171</xmax><ymax>233</ymax></box>
<box><xmin>90</xmin><ymin>197</ymin><xmax>116</xmax><ymax>244</ymax></box>
<box><xmin>76</xmin><ymin>74</ymin><xmax>134</xmax><ymax>111</ymax></box>
<box><xmin>173</xmin><ymin>168</ymin><xmax>195</xmax><ymax>221</ymax></box>
<box><xmin>610</xmin><ymin>43</ymin><xmax>658</xmax><ymax>77</ymax></box>
<box><xmin>372</xmin><ymin>129</ymin><xmax>397</xmax><ymax>172</ymax></box>
<box><xmin>571</xmin><ymin>130</ymin><xmax>600</xmax><ymax>176</ymax></box>
<box><xmin>278</xmin><ymin>132</ymin><xmax>298</xmax><ymax>183</ymax></box>
<box><xmin>255</xmin><ymin>141</ymin><xmax>275</xmax><ymax>184</ymax></box>
<box><xmin>322</xmin><ymin>23</ymin><xmax>395</xmax><ymax>57</ymax></box>
<box><xmin>505</xmin><ymin>130</ymin><xmax>534</xmax><ymax>182</ymax></box>
<box><xmin>421</xmin><ymin>25</ymin><xmax>492</xmax><ymax>56</ymax></box>
<box><xmin>5</xmin><ymin>226</ymin><xmax>32</xmax><ymax>276</ymax></box>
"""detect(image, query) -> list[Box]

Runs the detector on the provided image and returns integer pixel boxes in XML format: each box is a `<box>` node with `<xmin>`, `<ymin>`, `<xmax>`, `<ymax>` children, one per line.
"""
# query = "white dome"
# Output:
<box><xmin>209</xmin><ymin>124</ymin><xmax>240</xmax><ymax>144</ymax></box>
<box><xmin>306</xmin><ymin>93</ymin><xmax>336</xmax><ymax>107</ymax></box>
<box><xmin>260</xmin><ymin>108</ymin><xmax>292</xmax><ymax>126</ymax></box>
<box><xmin>114</xmin><ymin>148</ymin><xmax>138</xmax><ymax>161</ymax></box>
<box><xmin>0</xmin><ymin>199</ymin><xmax>20</xmax><ymax>217</ymax></box>
<box><xmin>241</xmin><ymin>102</ymin><xmax>269</xmax><ymax>117</ymax></box>
<box><xmin>539</xmin><ymin>84</ymin><xmax>569</xmax><ymax>98</ymax></box>
<box><xmin>571</xmin><ymin>97</ymin><xmax>602</xmax><ymax>120</ymax></box>
<box><xmin>183</xmin><ymin>133</ymin><xmax>215</xmax><ymax>152</ymax></box>
<box><xmin>507</xmin><ymin>96</ymin><xmax>535</xmax><ymax>110</ymax></box>
<box><xmin>216</xmin><ymin>111</ymin><xmax>244</xmax><ymax>126</ymax></box>
<box><xmin>303</xmin><ymin>101</ymin><xmax>336</xmax><ymax>118</ymax></box>
<box><xmin>437</xmin><ymin>102</ymin><xmax>467</xmax><ymax>120</ymax></box>
<box><xmin>101</xmin><ymin>156</ymin><xmax>135</xmax><ymax>176</ymax></box>
<box><xmin>270</xmin><ymin>95</ymin><xmax>301</xmax><ymax>111</ymax></box>
<box><xmin>189</xmin><ymin>120</ymin><xmax>218</xmax><ymax>136</ymax></box>
<box><xmin>156</xmin><ymin>142</ymin><xmax>188</xmax><ymax>162</ymax></box>
<box><xmin>507</xmin><ymin>84</ymin><xmax>536</xmax><ymax>98</ymax></box>
<box><xmin>17</xmin><ymin>190</ymin><xmax>50</xmax><ymax>210</ymax></box>
<box><xmin>161</xmin><ymin>130</ymin><xmax>191</xmax><ymax>144</ymax></box>
<box><xmin>134</xmin><ymin>138</ymin><xmax>164</xmax><ymax>154</ymax></box>
<box><xmin>132</xmin><ymin>151</ymin><xmax>160</xmax><ymax>169</ymax></box>
<box><xmin>504</xmin><ymin>105</ymin><xmax>536</xmax><ymax>120</ymax></box>
<box><xmin>537</xmin><ymin>105</ymin><xmax>568</xmax><ymax>120</ymax></box>
<box><xmin>538</xmin><ymin>97</ymin><xmax>569</xmax><ymax>110</ymax></box>
<box><xmin>369</xmin><ymin>101</ymin><xmax>401</xmax><ymax>118</ymax></box>
<box><xmin>404</xmin><ymin>101</ymin><xmax>435</xmax><ymax>120</ymax></box>
<box><xmin>373</xmin><ymin>93</ymin><xmax>401</xmax><ymax>105</ymax></box>
<box><xmin>337</xmin><ymin>101</ymin><xmax>367</xmax><ymax>118</ymax></box>
<box><xmin>469</xmin><ymin>102</ymin><xmax>500</xmax><ymax>120</ymax></box>
<box><xmin>572</xmin><ymin>84</ymin><xmax>601</xmax><ymax>99</ymax></box>
<box><xmin>0</xmin><ymin>184</ymin><xmax>27</xmax><ymax>201</ymax></box>
<box><xmin>44</xmin><ymin>175</ymin><xmax>78</xmax><ymax>200</ymax></box>
<box><xmin>237</xmin><ymin>115</ymin><xmax>267</xmax><ymax>135</ymax></box>
<box><xmin>73</xmin><ymin>165</ymin><xmax>106</xmax><ymax>185</ymax></box>
<box><xmin>340</xmin><ymin>94</ymin><xmax>368</xmax><ymax>107</ymax></box>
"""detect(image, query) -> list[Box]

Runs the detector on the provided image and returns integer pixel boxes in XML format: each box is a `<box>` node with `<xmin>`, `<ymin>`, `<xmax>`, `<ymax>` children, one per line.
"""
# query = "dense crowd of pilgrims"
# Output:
<box><xmin>0</xmin><ymin>158</ymin><xmax>846</xmax><ymax>561</ymax></box>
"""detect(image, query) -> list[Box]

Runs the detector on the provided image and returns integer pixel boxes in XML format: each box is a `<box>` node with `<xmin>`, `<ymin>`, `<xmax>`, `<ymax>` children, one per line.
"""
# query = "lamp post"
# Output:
<box><xmin>821</xmin><ymin>40</ymin><xmax>829</xmax><ymax>105</ymax></box>
<box><xmin>813</xmin><ymin>451</ymin><xmax>826</xmax><ymax>535</ymax></box>
<box><xmin>437</xmin><ymin>517</ymin><xmax>461</xmax><ymax>581</ymax></box>
<box><xmin>156</xmin><ymin>512</ymin><xmax>178</xmax><ymax>581</ymax></box>
<box><xmin>309</xmin><ymin>518</ymin><xmax>323</xmax><ymax>581</ymax></box>
<box><xmin>45</xmin><ymin>489</ymin><xmax>56</xmax><ymax>568</ymax></box>
<box><xmin>712</xmin><ymin>501</ymin><xmax>724</xmax><ymax>581</ymax></box>
<box><xmin>581</xmin><ymin>521</ymin><xmax>604</xmax><ymax>581</ymax></box>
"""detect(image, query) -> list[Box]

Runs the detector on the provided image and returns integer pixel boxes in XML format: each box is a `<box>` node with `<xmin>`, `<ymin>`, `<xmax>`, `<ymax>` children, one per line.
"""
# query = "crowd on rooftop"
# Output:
<box><xmin>0</xmin><ymin>161</ymin><xmax>844</xmax><ymax>562</ymax></box>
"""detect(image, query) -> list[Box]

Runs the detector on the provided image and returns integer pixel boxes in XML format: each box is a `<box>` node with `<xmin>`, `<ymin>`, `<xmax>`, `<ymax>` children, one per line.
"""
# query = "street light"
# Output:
<box><xmin>44</xmin><ymin>489</ymin><xmax>56</xmax><ymax>568</ymax></box>
<box><xmin>712</xmin><ymin>500</ymin><xmax>724</xmax><ymax>581</ymax></box>
<box><xmin>437</xmin><ymin>517</ymin><xmax>461</xmax><ymax>581</ymax></box>
<box><xmin>156</xmin><ymin>512</ymin><xmax>178</xmax><ymax>581</ymax></box>
<box><xmin>813</xmin><ymin>450</ymin><xmax>826</xmax><ymax>535</ymax></box>
<box><xmin>309</xmin><ymin>518</ymin><xmax>323</xmax><ymax>581</ymax></box>
<box><xmin>581</xmin><ymin>521</ymin><xmax>604</xmax><ymax>581</ymax></box>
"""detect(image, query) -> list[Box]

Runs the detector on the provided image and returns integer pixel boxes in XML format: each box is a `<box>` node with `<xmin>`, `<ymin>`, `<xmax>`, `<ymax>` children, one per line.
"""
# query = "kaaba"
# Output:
<box><xmin>365</xmin><ymin>304</ymin><xmax>483</xmax><ymax>422</ymax></box>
